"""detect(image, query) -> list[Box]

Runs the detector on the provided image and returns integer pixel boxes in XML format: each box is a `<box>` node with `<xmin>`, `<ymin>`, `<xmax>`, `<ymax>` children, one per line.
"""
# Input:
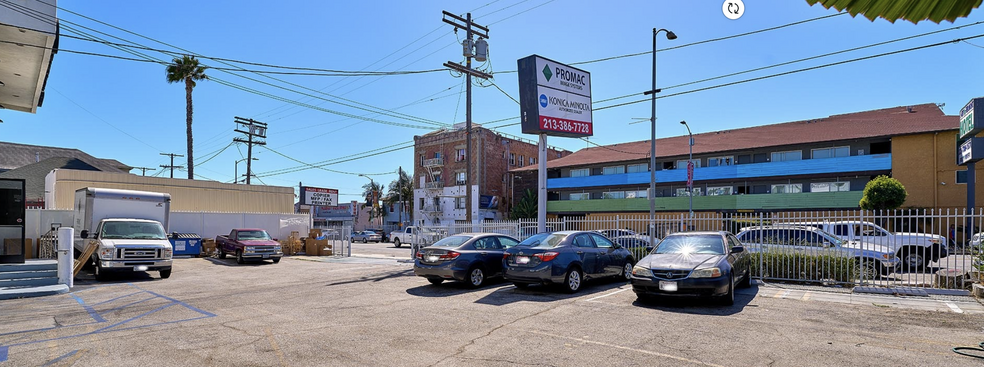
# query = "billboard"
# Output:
<box><xmin>300</xmin><ymin>186</ymin><xmax>338</xmax><ymax>206</ymax></box>
<box><xmin>958</xmin><ymin>137</ymin><xmax>984</xmax><ymax>166</ymax></box>
<box><xmin>479</xmin><ymin>195</ymin><xmax>499</xmax><ymax>209</ymax></box>
<box><xmin>517</xmin><ymin>55</ymin><xmax>593</xmax><ymax>137</ymax></box>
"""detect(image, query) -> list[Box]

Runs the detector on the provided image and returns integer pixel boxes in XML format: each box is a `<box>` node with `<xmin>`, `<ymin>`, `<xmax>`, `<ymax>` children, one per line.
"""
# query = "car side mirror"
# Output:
<box><xmin>730</xmin><ymin>246</ymin><xmax>745</xmax><ymax>254</ymax></box>
<box><xmin>80</xmin><ymin>230</ymin><xmax>89</xmax><ymax>239</ymax></box>
<box><xmin>612</xmin><ymin>243</ymin><xmax>622</xmax><ymax>249</ymax></box>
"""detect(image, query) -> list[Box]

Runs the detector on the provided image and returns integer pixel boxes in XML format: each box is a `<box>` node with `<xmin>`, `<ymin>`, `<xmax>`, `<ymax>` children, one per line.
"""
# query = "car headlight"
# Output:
<box><xmin>163</xmin><ymin>248</ymin><xmax>173</xmax><ymax>259</ymax></box>
<box><xmin>882</xmin><ymin>253</ymin><xmax>895</xmax><ymax>260</ymax></box>
<box><xmin>631</xmin><ymin>266</ymin><xmax>653</xmax><ymax>277</ymax></box>
<box><xmin>929</xmin><ymin>238</ymin><xmax>941</xmax><ymax>244</ymax></box>
<box><xmin>98</xmin><ymin>248</ymin><xmax>114</xmax><ymax>260</ymax></box>
<box><xmin>245</xmin><ymin>246</ymin><xmax>255</xmax><ymax>253</ymax></box>
<box><xmin>690</xmin><ymin>267</ymin><xmax>722</xmax><ymax>278</ymax></box>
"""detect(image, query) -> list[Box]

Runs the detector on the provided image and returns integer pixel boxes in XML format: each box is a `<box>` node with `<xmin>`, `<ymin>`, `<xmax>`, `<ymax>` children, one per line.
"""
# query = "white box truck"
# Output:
<box><xmin>73</xmin><ymin>188</ymin><xmax>173</xmax><ymax>280</ymax></box>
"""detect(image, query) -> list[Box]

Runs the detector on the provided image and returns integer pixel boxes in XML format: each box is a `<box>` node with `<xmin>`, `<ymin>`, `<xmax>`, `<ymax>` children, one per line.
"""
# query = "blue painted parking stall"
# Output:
<box><xmin>0</xmin><ymin>283</ymin><xmax>214</xmax><ymax>363</ymax></box>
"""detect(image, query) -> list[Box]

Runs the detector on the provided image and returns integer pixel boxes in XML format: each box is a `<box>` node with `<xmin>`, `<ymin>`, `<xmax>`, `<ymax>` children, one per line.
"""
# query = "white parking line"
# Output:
<box><xmin>944</xmin><ymin>301</ymin><xmax>964</xmax><ymax>314</ymax></box>
<box><xmin>586</xmin><ymin>288</ymin><xmax>630</xmax><ymax>302</ymax></box>
<box><xmin>529</xmin><ymin>330</ymin><xmax>726</xmax><ymax>367</ymax></box>
<box><xmin>773</xmin><ymin>290</ymin><xmax>790</xmax><ymax>299</ymax></box>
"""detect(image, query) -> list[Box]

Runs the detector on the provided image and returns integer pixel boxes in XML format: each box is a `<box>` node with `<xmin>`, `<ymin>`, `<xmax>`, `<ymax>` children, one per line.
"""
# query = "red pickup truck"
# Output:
<box><xmin>216</xmin><ymin>229</ymin><xmax>283</xmax><ymax>264</ymax></box>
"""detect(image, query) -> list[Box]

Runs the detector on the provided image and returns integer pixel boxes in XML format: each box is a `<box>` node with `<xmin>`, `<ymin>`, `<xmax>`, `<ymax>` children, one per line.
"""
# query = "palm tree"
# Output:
<box><xmin>362</xmin><ymin>181</ymin><xmax>385</xmax><ymax>226</ymax></box>
<box><xmin>165</xmin><ymin>55</ymin><xmax>208</xmax><ymax>180</ymax></box>
<box><xmin>510</xmin><ymin>189</ymin><xmax>537</xmax><ymax>220</ymax></box>
<box><xmin>384</xmin><ymin>169</ymin><xmax>413</xmax><ymax>225</ymax></box>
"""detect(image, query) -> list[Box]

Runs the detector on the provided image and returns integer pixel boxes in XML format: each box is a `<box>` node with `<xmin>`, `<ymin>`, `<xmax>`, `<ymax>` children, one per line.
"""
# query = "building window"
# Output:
<box><xmin>419</xmin><ymin>154</ymin><xmax>424</xmax><ymax>167</ymax></box>
<box><xmin>675</xmin><ymin>188</ymin><xmax>702</xmax><ymax>197</ymax></box>
<box><xmin>957</xmin><ymin>170</ymin><xmax>969</xmax><ymax>184</ymax></box>
<box><xmin>602</xmin><ymin>166</ymin><xmax>625</xmax><ymax>175</ymax></box>
<box><xmin>435</xmin><ymin>152</ymin><xmax>441</xmax><ymax>159</ymax></box>
<box><xmin>707</xmin><ymin>156</ymin><xmax>734</xmax><ymax>167</ymax></box>
<box><xmin>771</xmin><ymin>184</ymin><xmax>803</xmax><ymax>194</ymax></box>
<box><xmin>771</xmin><ymin>150</ymin><xmax>803</xmax><ymax>162</ymax></box>
<box><xmin>519</xmin><ymin>155</ymin><xmax>525</xmax><ymax>167</ymax></box>
<box><xmin>811</xmin><ymin>182</ymin><xmax>850</xmax><ymax>192</ymax></box>
<box><xmin>602</xmin><ymin>191</ymin><xmax>625</xmax><ymax>199</ymax></box>
<box><xmin>456</xmin><ymin>149</ymin><xmax>466</xmax><ymax>162</ymax></box>
<box><xmin>455</xmin><ymin>172</ymin><xmax>466</xmax><ymax>185</ymax></box>
<box><xmin>675</xmin><ymin>159</ymin><xmax>701</xmax><ymax>169</ymax></box>
<box><xmin>570</xmin><ymin>193</ymin><xmax>590</xmax><ymax>200</ymax></box>
<box><xmin>530</xmin><ymin>157</ymin><xmax>535</xmax><ymax>166</ymax></box>
<box><xmin>627</xmin><ymin>163</ymin><xmax>648</xmax><ymax>173</ymax></box>
<box><xmin>707</xmin><ymin>186</ymin><xmax>733</xmax><ymax>196</ymax></box>
<box><xmin>570</xmin><ymin>168</ymin><xmax>589</xmax><ymax>177</ymax></box>
<box><xmin>455</xmin><ymin>197</ymin><xmax>466</xmax><ymax>209</ymax></box>
<box><xmin>625</xmin><ymin>190</ymin><xmax>648</xmax><ymax>198</ymax></box>
<box><xmin>509</xmin><ymin>153</ymin><xmax>515</xmax><ymax>166</ymax></box>
<box><xmin>811</xmin><ymin>146</ymin><xmax>850</xmax><ymax>159</ymax></box>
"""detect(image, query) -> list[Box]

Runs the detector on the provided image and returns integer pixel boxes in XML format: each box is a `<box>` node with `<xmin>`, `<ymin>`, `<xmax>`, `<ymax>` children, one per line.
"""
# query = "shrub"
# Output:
<box><xmin>860</xmin><ymin>175</ymin><xmax>907</xmax><ymax>210</ymax></box>
<box><xmin>750</xmin><ymin>252</ymin><xmax>858</xmax><ymax>284</ymax></box>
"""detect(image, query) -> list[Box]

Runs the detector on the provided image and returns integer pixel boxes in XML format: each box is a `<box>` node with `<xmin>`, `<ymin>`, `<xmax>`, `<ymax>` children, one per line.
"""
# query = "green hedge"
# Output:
<box><xmin>751</xmin><ymin>252</ymin><xmax>857</xmax><ymax>284</ymax></box>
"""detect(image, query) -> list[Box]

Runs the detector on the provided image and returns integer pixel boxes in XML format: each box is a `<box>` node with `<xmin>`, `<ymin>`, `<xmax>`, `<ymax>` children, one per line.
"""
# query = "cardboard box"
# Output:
<box><xmin>3</xmin><ymin>238</ymin><xmax>24</xmax><ymax>256</ymax></box>
<box><xmin>309</xmin><ymin>229</ymin><xmax>323</xmax><ymax>238</ymax></box>
<box><xmin>25</xmin><ymin>238</ymin><xmax>34</xmax><ymax>259</ymax></box>
<box><xmin>202</xmin><ymin>239</ymin><xmax>217</xmax><ymax>257</ymax></box>
<box><xmin>304</xmin><ymin>238</ymin><xmax>319</xmax><ymax>256</ymax></box>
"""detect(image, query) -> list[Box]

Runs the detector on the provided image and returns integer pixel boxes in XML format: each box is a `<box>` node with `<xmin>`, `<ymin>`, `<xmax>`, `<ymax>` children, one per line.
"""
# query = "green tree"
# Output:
<box><xmin>510</xmin><ymin>189</ymin><xmax>538</xmax><ymax>220</ymax></box>
<box><xmin>165</xmin><ymin>55</ymin><xmax>208</xmax><ymax>180</ymax></box>
<box><xmin>362</xmin><ymin>181</ymin><xmax>385</xmax><ymax>225</ymax></box>
<box><xmin>860</xmin><ymin>175</ymin><xmax>908</xmax><ymax>210</ymax></box>
<box><xmin>806</xmin><ymin>0</ymin><xmax>980</xmax><ymax>24</ymax></box>
<box><xmin>384</xmin><ymin>169</ymin><xmax>413</xmax><ymax>225</ymax></box>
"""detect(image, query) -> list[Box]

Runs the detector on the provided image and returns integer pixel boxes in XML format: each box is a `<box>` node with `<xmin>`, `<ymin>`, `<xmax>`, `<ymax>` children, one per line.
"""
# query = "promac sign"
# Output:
<box><xmin>300</xmin><ymin>186</ymin><xmax>338</xmax><ymax>207</ymax></box>
<box><xmin>517</xmin><ymin>55</ymin><xmax>593</xmax><ymax>137</ymax></box>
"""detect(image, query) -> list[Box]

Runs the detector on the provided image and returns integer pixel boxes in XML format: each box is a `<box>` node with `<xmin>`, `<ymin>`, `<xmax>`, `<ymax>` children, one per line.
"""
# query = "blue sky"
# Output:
<box><xmin>3</xmin><ymin>0</ymin><xmax>984</xmax><ymax>201</ymax></box>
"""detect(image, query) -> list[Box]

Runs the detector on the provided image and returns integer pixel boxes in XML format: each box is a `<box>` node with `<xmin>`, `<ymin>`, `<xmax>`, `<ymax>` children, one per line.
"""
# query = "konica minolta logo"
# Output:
<box><xmin>539</xmin><ymin>94</ymin><xmax>548</xmax><ymax>108</ymax></box>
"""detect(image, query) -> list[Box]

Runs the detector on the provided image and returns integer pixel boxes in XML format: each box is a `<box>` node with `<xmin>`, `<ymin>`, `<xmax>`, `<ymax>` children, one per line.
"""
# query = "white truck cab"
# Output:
<box><xmin>73</xmin><ymin>188</ymin><xmax>173</xmax><ymax>280</ymax></box>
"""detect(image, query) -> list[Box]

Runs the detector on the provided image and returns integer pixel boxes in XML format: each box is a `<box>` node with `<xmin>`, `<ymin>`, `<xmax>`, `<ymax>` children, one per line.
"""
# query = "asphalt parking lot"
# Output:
<box><xmin>1</xmin><ymin>253</ymin><xmax>983</xmax><ymax>366</ymax></box>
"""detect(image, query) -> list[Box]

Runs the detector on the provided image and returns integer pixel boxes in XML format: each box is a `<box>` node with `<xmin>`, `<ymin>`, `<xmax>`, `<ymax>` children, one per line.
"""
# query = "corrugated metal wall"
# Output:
<box><xmin>46</xmin><ymin>169</ymin><xmax>294</xmax><ymax>213</ymax></box>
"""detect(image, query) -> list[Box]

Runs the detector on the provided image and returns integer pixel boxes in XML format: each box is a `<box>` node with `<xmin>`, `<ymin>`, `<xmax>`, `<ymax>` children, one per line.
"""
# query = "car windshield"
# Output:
<box><xmin>431</xmin><ymin>235</ymin><xmax>470</xmax><ymax>247</ymax></box>
<box><xmin>518</xmin><ymin>233</ymin><xmax>567</xmax><ymax>248</ymax></box>
<box><xmin>655</xmin><ymin>235</ymin><xmax>725</xmax><ymax>255</ymax></box>
<box><xmin>239</xmin><ymin>230</ymin><xmax>272</xmax><ymax>240</ymax></box>
<box><xmin>814</xmin><ymin>228</ymin><xmax>845</xmax><ymax>246</ymax></box>
<box><xmin>101</xmin><ymin>221</ymin><xmax>167</xmax><ymax>240</ymax></box>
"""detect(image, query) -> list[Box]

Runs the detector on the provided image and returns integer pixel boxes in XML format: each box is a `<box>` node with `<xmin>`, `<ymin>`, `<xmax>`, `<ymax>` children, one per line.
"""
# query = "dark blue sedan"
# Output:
<box><xmin>413</xmin><ymin>233</ymin><xmax>520</xmax><ymax>288</ymax></box>
<box><xmin>503</xmin><ymin>231</ymin><xmax>635</xmax><ymax>293</ymax></box>
<box><xmin>630</xmin><ymin>231</ymin><xmax>751</xmax><ymax>305</ymax></box>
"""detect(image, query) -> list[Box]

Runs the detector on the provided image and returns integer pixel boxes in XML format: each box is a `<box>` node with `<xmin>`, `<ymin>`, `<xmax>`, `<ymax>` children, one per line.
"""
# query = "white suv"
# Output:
<box><xmin>785</xmin><ymin>221</ymin><xmax>946</xmax><ymax>271</ymax></box>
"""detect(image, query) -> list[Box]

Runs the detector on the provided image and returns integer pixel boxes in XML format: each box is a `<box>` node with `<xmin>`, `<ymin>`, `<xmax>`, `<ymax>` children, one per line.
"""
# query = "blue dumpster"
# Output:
<box><xmin>169</xmin><ymin>233</ymin><xmax>202</xmax><ymax>257</ymax></box>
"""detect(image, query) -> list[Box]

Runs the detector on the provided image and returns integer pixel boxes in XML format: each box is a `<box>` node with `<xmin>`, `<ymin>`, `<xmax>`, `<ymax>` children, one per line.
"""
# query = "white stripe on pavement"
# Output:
<box><xmin>586</xmin><ymin>288</ymin><xmax>630</xmax><ymax>302</ymax></box>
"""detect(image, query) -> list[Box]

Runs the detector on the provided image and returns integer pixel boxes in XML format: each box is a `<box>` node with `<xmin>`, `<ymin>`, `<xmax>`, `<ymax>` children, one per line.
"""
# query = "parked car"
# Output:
<box><xmin>736</xmin><ymin>225</ymin><xmax>899</xmax><ymax>278</ymax></box>
<box><xmin>413</xmin><ymin>233</ymin><xmax>520</xmax><ymax>287</ymax></box>
<box><xmin>785</xmin><ymin>221</ymin><xmax>945</xmax><ymax>270</ymax></box>
<box><xmin>612</xmin><ymin>234</ymin><xmax>660</xmax><ymax>252</ymax></box>
<box><xmin>216</xmin><ymin>228</ymin><xmax>283</xmax><ymax>264</ymax></box>
<box><xmin>389</xmin><ymin>226</ymin><xmax>440</xmax><ymax>248</ymax></box>
<box><xmin>630</xmin><ymin>231</ymin><xmax>751</xmax><ymax>305</ymax></box>
<box><xmin>519</xmin><ymin>225</ymin><xmax>555</xmax><ymax>238</ymax></box>
<box><xmin>595</xmin><ymin>229</ymin><xmax>638</xmax><ymax>239</ymax></box>
<box><xmin>503</xmin><ymin>230</ymin><xmax>635</xmax><ymax>293</ymax></box>
<box><xmin>351</xmin><ymin>230</ymin><xmax>382</xmax><ymax>243</ymax></box>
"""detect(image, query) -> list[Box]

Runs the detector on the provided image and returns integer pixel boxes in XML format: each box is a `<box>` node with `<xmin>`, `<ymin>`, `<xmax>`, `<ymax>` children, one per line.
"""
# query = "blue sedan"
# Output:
<box><xmin>503</xmin><ymin>231</ymin><xmax>635</xmax><ymax>293</ymax></box>
<box><xmin>413</xmin><ymin>233</ymin><xmax>520</xmax><ymax>288</ymax></box>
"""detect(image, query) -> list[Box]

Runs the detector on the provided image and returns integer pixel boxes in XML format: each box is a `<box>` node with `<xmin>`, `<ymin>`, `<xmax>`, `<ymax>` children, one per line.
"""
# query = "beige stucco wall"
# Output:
<box><xmin>46</xmin><ymin>169</ymin><xmax>295</xmax><ymax>213</ymax></box>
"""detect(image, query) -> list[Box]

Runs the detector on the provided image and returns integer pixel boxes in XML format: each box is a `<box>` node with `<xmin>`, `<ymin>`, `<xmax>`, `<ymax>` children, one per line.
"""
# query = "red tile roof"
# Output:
<box><xmin>514</xmin><ymin>103</ymin><xmax>957</xmax><ymax>171</ymax></box>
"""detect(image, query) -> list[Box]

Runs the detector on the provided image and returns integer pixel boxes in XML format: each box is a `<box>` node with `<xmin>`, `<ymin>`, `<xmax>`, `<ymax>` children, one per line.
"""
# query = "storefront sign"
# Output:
<box><xmin>300</xmin><ymin>186</ymin><xmax>338</xmax><ymax>206</ymax></box>
<box><xmin>518</xmin><ymin>55</ymin><xmax>593</xmax><ymax>137</ymax></box>
<box><xmin>960</xmin><ymin>98</ymin><xmax>984</xmax><ymax>140</ymax></box>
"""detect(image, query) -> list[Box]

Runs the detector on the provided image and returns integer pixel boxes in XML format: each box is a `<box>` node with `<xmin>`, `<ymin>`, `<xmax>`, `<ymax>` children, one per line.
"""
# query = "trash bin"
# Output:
<box><xmin>169</xmin><ymin>233</ymin><xmax>202</xmax><ymax>257</ymax></box>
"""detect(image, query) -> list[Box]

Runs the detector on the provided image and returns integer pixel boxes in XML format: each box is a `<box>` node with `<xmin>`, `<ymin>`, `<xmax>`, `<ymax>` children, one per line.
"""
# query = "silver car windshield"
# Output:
<box><xmin>519</xmin><ymin>233</ymin><xmax>567</xmax><ymax>248</ymax></box>
<box><xmin>431</xmin><ymin>235</ymin><xmax>470</xmax><ymax>247</ymax></box>
<box><xmin>654</xmin><ymin>235</ymin><xmax>725</xmax><ymax>255</ymax></box>
<box><xmin>813</xmin><ymin>228</ymin><xmax>845</xmax><ymax>246</ymax></box>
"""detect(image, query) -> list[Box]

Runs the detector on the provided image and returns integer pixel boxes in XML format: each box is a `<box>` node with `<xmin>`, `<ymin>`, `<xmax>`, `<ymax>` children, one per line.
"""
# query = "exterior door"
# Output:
<box><xmin>0</xmin><ymin>179</ymin><xmax>26</xmax><ymax>264</ymax></box>
<box><xmin>572</xmin><ymin>233</ymin><xmax>601</xmax><ymax>275</ymax></box>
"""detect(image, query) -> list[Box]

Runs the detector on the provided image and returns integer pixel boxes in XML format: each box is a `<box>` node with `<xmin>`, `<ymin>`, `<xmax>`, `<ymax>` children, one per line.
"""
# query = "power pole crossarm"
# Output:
<box><xmin>159</xmin><ymin>153</ymin><xmax>184</xmax><ymax>179</ymax></box>
<box><xmin>233</xmin><ymin>116</ymin><xmax>268</xmax><ymax>185</ymax></box>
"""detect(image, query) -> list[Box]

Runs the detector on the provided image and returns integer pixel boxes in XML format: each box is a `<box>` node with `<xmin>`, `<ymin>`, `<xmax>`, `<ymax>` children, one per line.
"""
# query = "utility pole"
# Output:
<box><xmin>132</xmin><ymin>167</ymin><xmax>155</xmax><ymax>176</ymax></box>
<box><xmin>442</xmin><ymin>11</ymin><xmax>490</xmax><ymax>225</ymax></box>
<box><xmin>159</xmin><ymin>153</ymin><xmax>184</xmax><ymax>179</ymax></box>
<box><xmin>233</xmin><ymin>116</ymin><xmax>268</xmax><ymax>185</ymax></box>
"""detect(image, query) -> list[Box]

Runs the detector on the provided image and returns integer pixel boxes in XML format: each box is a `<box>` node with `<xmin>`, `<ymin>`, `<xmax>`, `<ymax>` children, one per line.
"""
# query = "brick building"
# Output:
<box><xmin>413</xmin><ymin>123</ymin><xmax>570</xmax><ymax>225</ymax></box>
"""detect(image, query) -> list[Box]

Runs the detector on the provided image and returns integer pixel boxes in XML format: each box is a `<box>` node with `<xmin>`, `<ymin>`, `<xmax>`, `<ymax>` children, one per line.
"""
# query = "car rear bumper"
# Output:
<box><xmin>630</xmin><ymin>275</ymin><xmax>730</xmax><ymax>297</ymax></box>
<box><xmin>503</xmin><ymin>263</ymin><xmax>565</xmax><ymax>285</ymax></box>
<box><xmin>414</xmin><ymin>261</ymin><xmax>467</xmax><ymax>281</ymax></box>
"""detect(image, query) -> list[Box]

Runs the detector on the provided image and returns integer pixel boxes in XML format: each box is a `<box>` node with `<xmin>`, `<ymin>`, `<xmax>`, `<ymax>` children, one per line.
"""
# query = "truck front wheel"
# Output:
<box><xmin>94</xmin><ymin>260</ymin><xmax>108</xmax><ymax>281</ymax></box>
<box><xmin>159</xmin><ymin>268</ymin><xmax>172</xmax><ymax>279</ymax></box>
<box><xmin>236</xmin><ymin>250</ymin><xmax>245</xmax><ymax>264</ymax></box>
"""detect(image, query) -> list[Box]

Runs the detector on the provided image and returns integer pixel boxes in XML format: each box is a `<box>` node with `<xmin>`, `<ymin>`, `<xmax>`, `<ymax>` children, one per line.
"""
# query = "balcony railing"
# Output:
<box><xmin>424</xmin><ymin>181</ymin><xmax>444</xmax><ymax>190</ymax></box>
<box><xmin>421</xmin><ymin>205</ymin><xmax>443</xmax><ymax>214</ymax></box>
<box><xmin>423</xmin><ymin>158</ymin><xmax>444</xmax><ymax>167</ymax></box>
<box><xmin>546</xmin><ymin>191</ymin><xmax>864</xmax><ymax>212</ymax></box>
<box><xmin>547</xmin><ymin>154</ymin><xmax>891</xmax><ymax>189</ymax></box>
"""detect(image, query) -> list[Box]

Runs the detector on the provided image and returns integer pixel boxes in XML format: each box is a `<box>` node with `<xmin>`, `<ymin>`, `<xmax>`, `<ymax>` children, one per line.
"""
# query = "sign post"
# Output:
<box><xmin>518</xmin><ymin>55</ymin><xmax>593</xmax><ymax>232</ymax></box>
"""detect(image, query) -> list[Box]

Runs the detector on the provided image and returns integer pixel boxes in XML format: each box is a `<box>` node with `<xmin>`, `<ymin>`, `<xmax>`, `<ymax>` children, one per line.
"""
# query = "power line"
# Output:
<box><xmin>593</xmin><ymin>33</ymin><xmax>984</xmax><ymax>111</ymax></box>
<box><xmin>262</xmin><ymin>146</ymin><xmax>397</xmax><ymax>176</ymax></box>
<box><xmin>256</xmin><ymin>140</ymin><xmax>414</xmax><ymax>176</ymax></box>
<box><xmin>256</xmin><ymin>143</ymin><xmax>415</xmax><ymax>178</ymax></box>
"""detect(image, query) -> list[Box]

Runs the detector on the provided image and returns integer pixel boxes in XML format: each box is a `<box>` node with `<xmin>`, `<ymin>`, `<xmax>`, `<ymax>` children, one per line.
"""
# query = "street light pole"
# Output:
<box><xmin>680</xmin><ymin>120</ymin><xmax>694</xmax><ymax>218</ymax></box>
<box><xmin>359</xmin><ymin>174</ymin><xmax>378</xmax><ymax>228</ymax></box>
<box><xmin>646</xmin><ymin>28</ymin><xmax>676</xmax><ymax>247</ymax></box>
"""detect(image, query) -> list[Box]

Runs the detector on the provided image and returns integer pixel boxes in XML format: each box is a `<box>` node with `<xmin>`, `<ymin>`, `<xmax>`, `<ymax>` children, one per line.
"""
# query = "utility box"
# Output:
<box><xmin>170</xmin><ymin>233</ymin><xmax>202</xmax><ymax>257</ymax></box>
